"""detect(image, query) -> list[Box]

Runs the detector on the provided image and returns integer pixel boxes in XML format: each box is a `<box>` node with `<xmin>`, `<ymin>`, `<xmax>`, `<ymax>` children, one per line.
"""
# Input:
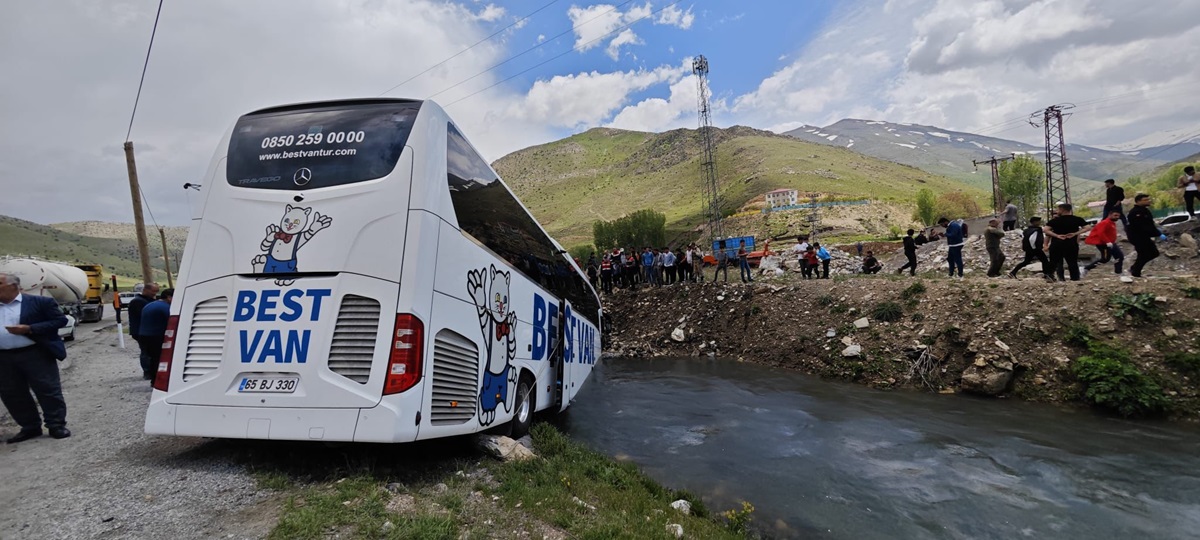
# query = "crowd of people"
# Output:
<box><xmin>585</xmin><ymin>239</ymin><xmax>767</xmax><ymax>294</ymax></box>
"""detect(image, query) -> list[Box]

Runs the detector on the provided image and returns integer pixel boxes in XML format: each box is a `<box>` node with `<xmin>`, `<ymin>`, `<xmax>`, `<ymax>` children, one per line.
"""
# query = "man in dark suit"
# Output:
<box><xmin>0</xmin><ymin>272</ymin><xmax>70</xmax><ymax>443</ymax></box>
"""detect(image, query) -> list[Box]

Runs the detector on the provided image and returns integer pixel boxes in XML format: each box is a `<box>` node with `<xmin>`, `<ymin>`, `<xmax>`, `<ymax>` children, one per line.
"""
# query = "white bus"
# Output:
<box><xmin>145</xmin><ymin>99</ymin><xmax>601</xmax><ymax>443</ymax></box>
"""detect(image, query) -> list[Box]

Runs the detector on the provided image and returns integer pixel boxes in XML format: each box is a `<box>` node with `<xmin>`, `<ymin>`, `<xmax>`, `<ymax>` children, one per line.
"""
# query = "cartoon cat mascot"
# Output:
<box><xmin>251</xmin><ymin>205</ymin><xmax>332</xmax><ymax>286</ymax></box>
<box><xmin>467</xmin><ymin>265</ymin><xmax>518</xmax><ymax>426</ymax></box>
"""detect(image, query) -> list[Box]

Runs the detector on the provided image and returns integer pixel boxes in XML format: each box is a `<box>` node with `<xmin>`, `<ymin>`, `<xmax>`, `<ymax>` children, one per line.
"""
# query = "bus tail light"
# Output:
<box><xmin>384</xmin><ymin>314</ymin><xmax>423</xmax><ymax>395</ymax></box>
<box><xmin>152</xmin><ymin>315</ymin><xmax>180</xmax><ymax>392</ymax></box>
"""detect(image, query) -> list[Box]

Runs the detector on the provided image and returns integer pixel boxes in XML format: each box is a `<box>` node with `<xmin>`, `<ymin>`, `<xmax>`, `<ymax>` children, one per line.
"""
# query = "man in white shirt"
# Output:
<box><xmin>0</xmin><ymin>273</ymin><xmax>70</xmax><ymax>443</ymax></box>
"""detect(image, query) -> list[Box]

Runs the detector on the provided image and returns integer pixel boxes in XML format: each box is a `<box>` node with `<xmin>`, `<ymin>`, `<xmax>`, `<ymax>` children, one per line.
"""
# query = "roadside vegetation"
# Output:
<box><xmin>237</xmin><ymin>423</ymin><xmax>750</xmax><ymax>539</ymax></box>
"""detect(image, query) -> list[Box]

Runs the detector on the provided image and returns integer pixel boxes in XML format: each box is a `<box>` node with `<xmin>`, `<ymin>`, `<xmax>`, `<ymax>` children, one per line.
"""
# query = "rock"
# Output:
<box><xmin>994</xmin><ymin>339</ymin><xmax>1009</xmax><ymax>352</ymax></box>
<box><xmin>671</xmin><ymin>327</ymin><xmax>686</xmax><ymax>342</ymax></box>
<box><xmin>1120</xmin><ymin>276</ymin><xmax>1134</xmax><ymax>283</ymax></box>
<box><xmin>825</xmin><ymin>328</ymin><xmax>837</xmax><ymax>338</ymax></box>
<box><xmin>384</xmin><ymin>482</ymin><xmax>404</xmax><ymax>493</ymax></box>
<box><xmin>1181</xmin><ymin>233</ymin><xmax>1197</xmax><ymax>249</ymax></box>
<box><xmin>840</xmin><ymin>336</ymin><xmax>854</xmax><ymax>346</ymax></box>
<box><xmin>1164</xmin><ymin>328</ymin><xmax>1179</xmax><ymax>337</ymax></box>
<box><xmin>476</xmin><ymin>435</ymin><xmax>538</xmax><ymax>462</ymax></box>
<box><xmin>960</xmin><ymin>363</ymin><xmax>1014</xmax><ymax>396</ymax></box>
<box><xmin>717</xmin><ymin>295</ymin><xmax>725</xmax><ymax>301</ymax></box>
<box><xmin>670</xmin><ymin>499</ymin><xmax>692</xmax><ymax>515</ymax></box>
<box><xmin>853</xmin><ymin>317</ymin><xmax>870</xmax><ymax>329</ymax></box>
<box><xmin>573</xmin><ymin>496</ymin><xmax>597</xmax><ymax>511</ymax></box>
<box><xmin>381</xmin><ymin>521</ymin><xmax>395</xmax><ymax>534</ymax></box>
<box><xmin>841</xmin><ymin>344</ymin><xmax>862</xmax><ymax>357</ymax></box>
<box><xmin>666</xmin><ymin>524</ymin><xmax>684</xmax><ymax>538</ymax></box>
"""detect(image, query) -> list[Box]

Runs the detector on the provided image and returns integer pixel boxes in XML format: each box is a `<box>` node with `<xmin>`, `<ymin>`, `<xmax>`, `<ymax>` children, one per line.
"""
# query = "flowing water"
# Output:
<box><xmin>562</xmin><ymin>357</ymin><xmax>1200</xmax><ymax>539</ymax></box>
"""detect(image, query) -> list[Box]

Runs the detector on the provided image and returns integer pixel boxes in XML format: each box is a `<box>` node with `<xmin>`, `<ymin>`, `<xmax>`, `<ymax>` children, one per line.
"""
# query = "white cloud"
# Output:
<box><xmin>655</xmin><ymin>4</ymin><xmax>695</xmax><ymax>29</ymax></box>
<box><xmin>607</xmin><ymin>75</ymin><xmax>699</xmax><ymax>131</ymax></box>
<box><xmin>605</xmin><ymin>29</ymin><xmax>642</xmax><ymax>60</ymax></box>
<box><xmin>567</xmin><ymin>2</ymin><xmax>693</xmax><ymax>60</ymax></box>
<box><xmin>472</xmin><ymin>3</ymin><xmax>505</xmax><ymax>21</ymax></box>
<box><xmin>509</xmin><ymin>63</ymin><xmax>689</xmax><ymax>128</ymax></box>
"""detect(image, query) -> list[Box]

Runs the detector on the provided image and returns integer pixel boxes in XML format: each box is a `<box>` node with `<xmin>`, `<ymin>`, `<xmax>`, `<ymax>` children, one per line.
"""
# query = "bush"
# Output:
<box><xmin>900</xmin><ymin>282</ymin><xmax>926</xmax><ymax>300</ymax></box>
<box><xmin>1164</xmin><ymin>352</ymin><xmax>1200</xmax><ymax>375</ymax></box>
<box><xmin>1109</xmin><ymin>293</ymin><xmax>1162</xmax><ymax>325</ymax></box>
<box><xmin>1063</xmin><ymin>320</ymin><xmax>1094</xmax><ymax>347</ymax></box>
<box><xmin>1072</xmin><ymin>343</ymin><xmax>1168</xmax><ymax>418</ymax></box>
<box><xmin>871</xmin><ymin>301</ymin><xmax>903</xmax><ymax>322</ymax></box>
<box><xmin>1183</xmin><ymin>286</ymin><xmax>1200</xmax><ymax>299</ymax></box>
<box><xmin>816</xmin><ymin>294</ymin><xmax>835</xmax><ymax>307</ymax></box>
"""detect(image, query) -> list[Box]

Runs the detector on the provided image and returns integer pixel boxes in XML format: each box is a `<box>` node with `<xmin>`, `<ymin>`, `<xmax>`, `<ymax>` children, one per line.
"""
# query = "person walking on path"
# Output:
<box><xmin>0</xmin><ymin>272</ymin><xmax>70</xmax><ymax>443</ymax></box>
<box><xmin>816</xmin><ymin>243</ymin><xmax>832</xmax><ymax>279</ymax></box>
<box><xmin>737</xmin><ymin>241</ymin><xmax>754</xmax><ymax>283</ymax></box>
<box><xmin>1084</xmin><ymin>210</ymin><xmax>1125</xmax><ymax>276</ymax></box>
<box><xmin>897</xmin><ymin>229</ymin><xmax>918</xmax><ymax>276</ymax></box>
<box><xmin>1128</xmin><ymin>193</ymin><xmax>1165</xmax><ymax>277</ymax></box>
<box><xmin>1008</xmin><ymin>217</ymin><xmax>1052</xmax><ymax>280</ymax></box>
<box><xmin>138</xmin><ymin>288</ymin><xmax>174</xmax><ymax>386</ymax></box>
<box><xmin>1180</xmin><ymin>166</ymin><xmax>1199</xmax><ymax>219</ymax></box>
<box><xmin>713</xmin><ymin>240</ymin><xmax>730</xmax><ymax>282</ymax></box>
<box><xmin>861</xmin><ymin>251</ymin><xmax>883</xmax><ymax>274</ymax></box>
<box><xmin>128</xmin><ymin>282</ymin><xmax>160</xmax><ymax>380</ymax></box>
<box><xmin>985</xmin><ymin>218</ymin><xmax>1007</xmax><ymax>277</ymax></box>
<box><xmin>1102</xmin><ymin>179</ymin><xmax>1127</xmax><ymax>226</ymax></box>
<box><xmin>938</xmin><ymin>217</ymin><xmax>965</xmax><ymax>278</ymax></box>
<box><xmin>1044</xmin><ymin>204</ymin><xmax>1091</xmax><ymax>282</ymax></box>
<box><xmin>1003</xmin><ymin>201</ymin><xmax>1019</xmax><ymax>231</ymax></box>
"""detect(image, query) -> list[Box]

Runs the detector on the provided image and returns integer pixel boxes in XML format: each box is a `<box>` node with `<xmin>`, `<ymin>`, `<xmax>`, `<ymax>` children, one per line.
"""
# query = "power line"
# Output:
<box><xmin>429</xmin><ymin>0</ymin><xmax>639</xmax><ymax>101</ymax></box>
<box><xmin>378</xmin><ymin>0</ymin><xmax>561</xmax><ymax>97</ymax></box>
<box><xmin>443</xmin><ymin>0</ymin><xmax>684</xmax><ymax>107</ymax></box>
<box><xmin>126</xmin><ymin>0</ymin><xmax>164</xmax><ymax>142</ymax></box>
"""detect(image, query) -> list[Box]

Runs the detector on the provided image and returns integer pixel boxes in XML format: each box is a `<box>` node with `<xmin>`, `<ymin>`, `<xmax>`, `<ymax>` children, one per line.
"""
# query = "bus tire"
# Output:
<box><xmin>510</xmin><ymin>375</ymin><xmax>534</xmax><ymax>439</ymax></box>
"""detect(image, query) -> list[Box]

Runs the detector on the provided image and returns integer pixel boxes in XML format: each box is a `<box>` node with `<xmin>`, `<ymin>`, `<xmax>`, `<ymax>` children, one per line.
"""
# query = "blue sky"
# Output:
<box><xmin>2</xmin><ymin>0</ymin><xmax>1199</xmax><ymax>224</ymax></box>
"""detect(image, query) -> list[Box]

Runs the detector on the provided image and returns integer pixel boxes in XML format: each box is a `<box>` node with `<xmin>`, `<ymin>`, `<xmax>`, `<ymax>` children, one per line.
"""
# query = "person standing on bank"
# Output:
<box><xmin>1127</xmin><ymin>193</ymin><xmax>1165</xmax><ymax>277</ymax></box>
<box><xmin>737</xmin><ymin>241</ymin><xmax>753</xmax><ymax>283</ymax></box>
<box><xmin>896</xmin><ymin>229</ymin><xmax>918</xmax><ymax>276</ymax></box>
<box><xmin>128</xmin><ymin>282</ymin><xmax>160</xmax><ymax>380</ymax></box>
<box><xmin>1003</xmin><ymin>200</ymin><xmax>1019</xmax><ymax>231</ymax></box>
<box><xmin>1044</xmin><ymin>204</ymin><xmax>1091</xmax><ymax>281</ymax></box>
<box><xmin>713</xmin><ymin>240</ymin><xmax>730</xmax><ymax>283</ymax></box>
<box><xmin>1180</xmin><ymin>166</ymin><xmax>1199</xmax><ymax>219</ymax></box>
<box><xmin>1102</xmin><ymin>179</ymin><xmax>1127</xmax><ymax>226</ymax></box>
<box><xmin>816</xmin><ymin>243</ymin><xmax>832</xmax><ymax>279</ymax></box>
<box><xmin>138</xmin><ymin>288</ymin><xmax>174</xmax><ymax>385</ymax></box>
<box><xmin>1084</xmin><ymin>210</ymin><xmax>1125</xmax><ymax>275</ymax></box>
<box><xmin>0</xmin><ymin>273</ymin><xmax>70</xmax><ymax>443</ymax></box>
<box><xmin>985</xmin><ymin>218</ymin><xmax>1006</xmax><ymax>277</ymax></box>
<box><xmin>938</xmin><ymin>217</ymin><xmax>965</xmax><ymax>278</ymax></box>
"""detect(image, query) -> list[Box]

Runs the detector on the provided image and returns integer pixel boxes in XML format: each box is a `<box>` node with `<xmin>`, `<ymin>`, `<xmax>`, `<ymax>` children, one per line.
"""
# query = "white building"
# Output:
<box><xmin>765</xmin><ymin>188</ymin><xmax>798</xmax><ymax>209</ymax></box>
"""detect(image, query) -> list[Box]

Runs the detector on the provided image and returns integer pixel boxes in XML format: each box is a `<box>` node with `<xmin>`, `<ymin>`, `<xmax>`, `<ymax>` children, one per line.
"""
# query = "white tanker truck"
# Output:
<box><xmin>0</xmin><ymin>258</ymin><xmax>96</xmax><ymax>337</ymax></box>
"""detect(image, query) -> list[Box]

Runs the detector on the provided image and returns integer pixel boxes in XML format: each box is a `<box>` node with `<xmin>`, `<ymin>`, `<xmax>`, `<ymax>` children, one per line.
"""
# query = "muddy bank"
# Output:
<box><xmin>601</xmin><ymin>272</ymin><xmax>1200</xmax><ymax>418</ymax></box>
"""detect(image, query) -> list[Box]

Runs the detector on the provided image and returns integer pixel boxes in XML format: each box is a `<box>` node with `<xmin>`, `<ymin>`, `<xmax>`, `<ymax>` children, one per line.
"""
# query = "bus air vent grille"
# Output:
<box><xmin>183</xmin><ymin>296</ymin><xmax>229</xmax><ymax>381</ymax></box>
<box><xmin>328</xmin><ymin>295</ymin><xmax>381</xmax><ymax>384</ymax></box>
<box><xmin>430</xmin><ymin>330</ymin><xmax>479</xmax><ymax>425</ymax></box>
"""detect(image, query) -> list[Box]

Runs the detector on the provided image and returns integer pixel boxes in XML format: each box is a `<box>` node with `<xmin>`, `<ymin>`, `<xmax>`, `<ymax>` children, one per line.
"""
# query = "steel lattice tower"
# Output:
<box><xmin>1030</xmin><ymin>104</ymin><xmax>1074</xmax><ymax>217</ymax></box>
<box><xmin>693</xmin><ymin>55</ymin><xmax>723</xmax><ymax>243</ymax></box>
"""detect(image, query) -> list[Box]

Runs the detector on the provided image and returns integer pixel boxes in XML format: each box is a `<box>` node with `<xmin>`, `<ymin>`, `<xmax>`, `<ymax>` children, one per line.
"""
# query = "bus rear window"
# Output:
<box><xmin>226</xmin><ymin>101</ymin><xmax>421</xmax><ymax>190</ymax></box>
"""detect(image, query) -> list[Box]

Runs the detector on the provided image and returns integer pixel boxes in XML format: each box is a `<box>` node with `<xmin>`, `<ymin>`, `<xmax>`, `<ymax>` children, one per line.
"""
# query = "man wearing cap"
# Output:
<box><xmin>1008</xmin><ymin>217</ymin><xmax>1052</xmax><ymax>281</ymax></box>
<box><xmin>1102</xmin><ymin>179</ymin><xmax>1127</xmax><ymax>227</ymax></box>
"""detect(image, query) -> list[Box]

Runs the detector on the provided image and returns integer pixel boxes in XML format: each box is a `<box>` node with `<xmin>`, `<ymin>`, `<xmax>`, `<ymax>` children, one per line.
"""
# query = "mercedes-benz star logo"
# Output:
<box><xmin>293</xmin><ymin>167</ymin><xmax>312</xmax><ymax>186</ymax></box>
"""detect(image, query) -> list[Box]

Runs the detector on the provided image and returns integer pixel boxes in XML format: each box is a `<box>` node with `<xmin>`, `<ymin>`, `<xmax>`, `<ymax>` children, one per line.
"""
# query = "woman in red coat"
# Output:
<box><xmin>1084</xmin><ymin>211</ymin><xmax>1124</xmax><ymax>275</ymax></box>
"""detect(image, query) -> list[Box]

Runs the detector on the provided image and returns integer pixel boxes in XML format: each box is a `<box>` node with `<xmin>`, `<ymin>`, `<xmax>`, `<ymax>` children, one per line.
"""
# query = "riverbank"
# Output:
<box><xmin>602</xmin><ymin>271</ymin><xmax>1200</xmax><ymax>419</ymax></box>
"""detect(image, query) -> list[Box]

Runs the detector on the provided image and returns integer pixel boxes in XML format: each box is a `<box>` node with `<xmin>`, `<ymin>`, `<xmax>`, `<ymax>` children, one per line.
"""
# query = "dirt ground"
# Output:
<box><xmin>601</xmin><ymin>268</ymin><xmax>1200</xmax><ymax>419</ymax></box>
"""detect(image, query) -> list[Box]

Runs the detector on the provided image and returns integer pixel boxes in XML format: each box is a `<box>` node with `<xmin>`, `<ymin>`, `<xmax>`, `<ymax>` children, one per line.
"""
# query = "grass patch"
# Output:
<box><xmin>491</xmin><ymin>423</ymin><xmax>744</xmax><ymax>539</ymax></box>
<box><xmin>1182</xmin><ymin>286</ymin><xmax>1200</xmax><ymax>299</ymax></box>
<box><xmin>270</xmin><ymin>476</ymin><xmax>457</xmax><ymax>540</ymax></box>
<box><xmin>1165</xmin><ymin>352</ymin><xmax>1200</xmax><ymax>375</ymax></box>
<box><xmin>1109</xmin><ymin>293</ymin><xmax>1163</xmax><ymax>325</ymax></box>
<box><xmin>253</xmin><ymin>469</ymin><xmax>293</xmax><ymax>491</ymax></box>
<box><xmin>871</xmin><ymin>301</ymin><xmax>903</xmax><ymax>322</ymax></box>
<box><xmin>1072</xmin><ymin>341</ymin><xmax>1168</xmax><ymax>418</ymax></box>
<box><xmin>900</xmin><ymin>281</ymin><xmax>926</xmax><ymax>300</ymax></box>
<box><xmin>816</xmin><ymin>294</ymin><xmax>835</xmax><ymax>307</ymax></box>
<box><xmin>1063</xmin><ymin>319</ymin><xmax>1094</xmax><ymax>348</ymax></box>
<box><xmin>1171</xmin><ymin>319</ymin><xmax>1196</xmax><ymax>331</ymax></box>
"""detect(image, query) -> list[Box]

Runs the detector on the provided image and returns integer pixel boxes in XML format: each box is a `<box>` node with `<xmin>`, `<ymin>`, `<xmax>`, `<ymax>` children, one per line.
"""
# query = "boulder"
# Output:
<box><xmin>841</xmin><ymin>344</ymin><xmax>862</xmax><ymax>357</ymax></box>
<box><xmin>671</xmin><ymin>327</ymin><xmax>686</xmax><ymax>342</ymax></box>
<box><xmin>666</xmin><ymin>524</ymin><xmax>684</xmax><ymax>538</ymax></box>
<box><xmin>670</xmin><ymin>499</ymin><xmax>692</xmax><ymax>515</ymax></box>
<box><xmin>476</xmin><ymin>435</ymin><xmax>537</xmax><ymax>462</ymax></box>
<box><xmin>960</xmin><ymin>360</ymin><xmax>1014</xmax><ymax>396</ymax></box>
<box><xmin>1181</xmin><ymin>233</ymin><xmax>1197</xmax><ymax>250</ymax></box>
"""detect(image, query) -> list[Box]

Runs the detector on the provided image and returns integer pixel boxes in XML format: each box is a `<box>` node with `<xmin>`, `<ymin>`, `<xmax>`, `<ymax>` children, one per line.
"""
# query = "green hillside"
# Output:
<box><xmin>0</xmin><ymin>215</ymin><xmax>178</xmax><ymax>282</ymax></box>
<box><xmin>495</xmin><ymin>126</ymin><xmax>984</xmax><ymax>248</ymax></box>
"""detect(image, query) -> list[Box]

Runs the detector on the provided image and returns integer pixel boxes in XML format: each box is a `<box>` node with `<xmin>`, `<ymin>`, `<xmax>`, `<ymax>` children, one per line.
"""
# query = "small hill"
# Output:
<box><xmin>495</xmin><ymin>126</ymin><xmax>980</xmax><ymax>248</ymax></box>
<box><xmin>50</xmin><ymin>221</ymin><xmax>189</xmax><ymax>254</ymax></box>
<box><xmin>0</xmin><ymin>215</ymin><xmax>181</xmax><ymax>281</ymax></box>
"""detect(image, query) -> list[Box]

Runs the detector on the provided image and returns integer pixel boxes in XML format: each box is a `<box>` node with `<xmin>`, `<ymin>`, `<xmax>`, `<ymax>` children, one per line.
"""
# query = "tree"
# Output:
<box><xmin>998</xmin><ymin>155</ymin><xmax>1044</xmax><ymax>221</ymax></box>
<box><xmin>934</xmin><ymin>191</ymin><xmax>982</xmax><ymax>221</ymax></box>
<box><xmin>913</xmin><ymin>188</ymin><xmax>937</xmax><ymax>226</ymax></box>
<box><xmin>592</xmin><ymin>209</ymin><xmax>667</xmax><ymax>250</ymax></box>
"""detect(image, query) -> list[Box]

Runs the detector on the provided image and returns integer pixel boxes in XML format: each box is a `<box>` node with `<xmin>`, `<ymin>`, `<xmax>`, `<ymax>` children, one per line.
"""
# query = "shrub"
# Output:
<box><xmin>900</xmin><ymin>281</ymin><xmax>926</xmax><ymax>300</ymax></box>
<box><xmin>871</xmin><ymin>301</ymin><xmax>903</xmax><ymax>322</ymax></box>
<box><xmin>1183</xmin><ymin>286</ymin><xmax>1200</xmax><ymax>299</ymax></box>
<box><xmin>816</xmin><ymin>294</ymin><xmax>835</xmax><ymax>307</ymax></box>
<box><xmin>1072</xmin><ymin>343</ymin><xmax>1167</xmax><ymax>418</ymax></box>
<box><xmin>722</xmin><ymin>501</ymin><xmax>755</xmax><ymax>535</ymax></box>
<box><xmin>1109</xmin><ymin>293</ymin><xmax>1162</xmax><ymax>325</ymax></box>
<box><xmin>1164</xmin><ymin>352</ymin><xmax>1200</xmax><ymax>375</ymax></box>
<box><xmin>1063</xmin><ymin>320</ymin><xmax>1094</xmax><ymax>347</ymax></box>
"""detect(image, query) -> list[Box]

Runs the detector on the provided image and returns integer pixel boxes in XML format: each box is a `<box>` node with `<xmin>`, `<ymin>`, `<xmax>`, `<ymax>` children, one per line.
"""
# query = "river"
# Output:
<box><xmin>561</xmin><ymin>357</ymin><xmax>1200</xmax><ymax>539</ymax></box>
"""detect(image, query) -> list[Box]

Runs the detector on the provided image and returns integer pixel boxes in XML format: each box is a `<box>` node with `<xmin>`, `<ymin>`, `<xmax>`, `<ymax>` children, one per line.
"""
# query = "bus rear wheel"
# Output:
<box><xmin>509</xmin><ymin>376</ymin><xmax>534</xmax><ymax>439</ymax></box>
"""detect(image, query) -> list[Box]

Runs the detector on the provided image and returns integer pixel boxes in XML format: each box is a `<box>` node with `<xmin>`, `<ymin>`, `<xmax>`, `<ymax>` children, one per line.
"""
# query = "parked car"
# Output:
<box><xmin>1159</xmin><ymin>212</ymin><xmax>1192</xmax><ymax>227</ymax></box>
<box><xmin>117</xmin><ymin>291</ymin><xmax>139</xmax><ymax>311</ymax></box>
<box><xmin>58</xmin><ymin>313</ymin><xmax>76</xmax><ymax>342</ymax></box>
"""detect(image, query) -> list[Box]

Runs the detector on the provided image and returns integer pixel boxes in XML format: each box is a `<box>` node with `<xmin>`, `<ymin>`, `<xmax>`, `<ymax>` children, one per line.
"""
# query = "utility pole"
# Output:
<box><xmin>158</xmin><ymin>227</ymin><xmax>173</xmax><ymax>288</ymax></box>
<box><xmin>972</xmin><ymin>154</ymin><xmax>1015</xmax><ymax>214</ymax></box>
<box><xmin>1029</xmin><ymin>104</ymin><xmax>1074</xmax><ymax>218</ymax></box>
<box><xmin>807</xmin><ymin>192</ymin><xmax>820</xmax><ymax>240</ymax></box>
<box><xmin>123</xmin><ymin>141</ymin><xmax>155</xmax><ymax>285</ymax></box>
<box><xmin>693</xmin><ymin>55</ymin><xmax>723</xmax><ymax>244</ymax></box>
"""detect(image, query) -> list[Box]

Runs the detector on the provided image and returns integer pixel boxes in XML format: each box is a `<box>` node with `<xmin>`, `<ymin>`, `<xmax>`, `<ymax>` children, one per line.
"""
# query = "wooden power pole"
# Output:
<box><xmin>123</xmin><ymin>141</ymin><xmax>155</xmax><ymax>285</ymax></box>
<box><xmin>973</xmin><ymin>154</ymin><xmax>1015</xmax><ymax>215</ymax></box>
<box><xmin>158</xmin><ymin>227</ymin><xmax>173</xmax><ymax>288</ymax></box>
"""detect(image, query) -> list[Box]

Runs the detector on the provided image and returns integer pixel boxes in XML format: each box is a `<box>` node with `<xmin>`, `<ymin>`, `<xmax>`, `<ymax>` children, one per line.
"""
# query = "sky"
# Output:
<box><xmin>2</xmin><ymin>0</ymin><xmax>1198</xmax><ymax>225</ymax></box>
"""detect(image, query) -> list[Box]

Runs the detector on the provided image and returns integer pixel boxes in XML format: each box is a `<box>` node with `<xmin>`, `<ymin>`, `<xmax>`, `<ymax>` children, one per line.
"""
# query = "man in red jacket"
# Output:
<box><xmin>1084</xmin><ymin>210</ymin><xmax>1125</xmax><ymax>275</ymax></box>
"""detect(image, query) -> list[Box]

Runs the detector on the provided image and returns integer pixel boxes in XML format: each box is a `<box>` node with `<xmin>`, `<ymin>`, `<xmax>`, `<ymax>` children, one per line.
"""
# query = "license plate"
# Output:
<box><xmin>238</xmin><ymin>376</ymin><xmax>298</xmax><ymax>393</ymax></box>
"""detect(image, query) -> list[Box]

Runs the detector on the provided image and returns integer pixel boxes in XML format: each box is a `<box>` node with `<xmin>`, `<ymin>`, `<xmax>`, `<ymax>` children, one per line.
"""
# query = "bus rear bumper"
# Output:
<box><xmin>145</xmin><ymin>393</ymin><xmax>419</xmax><ymax>442</ymax></box>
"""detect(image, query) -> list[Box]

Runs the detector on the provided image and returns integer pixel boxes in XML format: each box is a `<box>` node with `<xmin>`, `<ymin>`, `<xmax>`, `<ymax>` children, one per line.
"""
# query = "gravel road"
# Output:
<box><xmin>0</xmin><ymin>312</ymin><xmax>277</xmax><ymax>539</ymax></box>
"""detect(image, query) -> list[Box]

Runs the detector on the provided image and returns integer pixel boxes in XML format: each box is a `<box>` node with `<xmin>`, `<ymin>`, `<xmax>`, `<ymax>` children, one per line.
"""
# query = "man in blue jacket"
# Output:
<box><xmin>938</xmin><ymin>217</ymin><xmax>965</xmax><ymax>278</ymax></box>
<box><xmin>139</xmin><ymin>288</ymin><xmax>174</xmax><ymax>386</ymax></box>
<box><xmin>0</xmin><ymin>272</ymin><xmax>70</xmax><ymax>443</ymax></box>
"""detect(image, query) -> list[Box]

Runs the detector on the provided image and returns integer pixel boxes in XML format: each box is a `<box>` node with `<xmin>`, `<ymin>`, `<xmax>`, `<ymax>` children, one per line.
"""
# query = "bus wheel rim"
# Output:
<box><xmin>518</xmin><ymin>387</ymin><xmax>530</xmax><ymax>423</ymax></box>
